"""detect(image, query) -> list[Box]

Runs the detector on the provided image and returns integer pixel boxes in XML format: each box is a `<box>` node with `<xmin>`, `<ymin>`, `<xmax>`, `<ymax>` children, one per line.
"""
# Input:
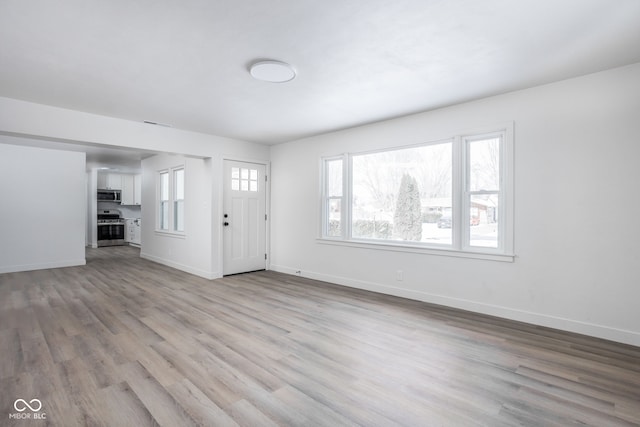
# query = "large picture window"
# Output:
<box><xmin>321</xmin><ymin>125</ymin><xmax>514</xmax><ymax>259</ymax></box>
<box><xmin>352</xmin><ymin>141</ymin><xmax>452</xmax><ymax>244</ymax></box>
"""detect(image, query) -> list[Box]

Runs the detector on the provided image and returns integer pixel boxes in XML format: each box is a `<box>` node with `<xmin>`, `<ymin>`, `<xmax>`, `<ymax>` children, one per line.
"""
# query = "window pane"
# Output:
<box><xmin>160</xmin><ymin>172</ymin><xmax>169</xmax><ymax>201</ymax></box>
<box><xmin>469</xmin><ymin>194</ymin><xmax>499</xmax><ymax>248</ymax></box>
<box><xmin>249</xmin><ymin>181</ymin><xmax>258</xmax><ymax>192</ymax></box>
<box><xmin>250</xmin><ymin>169</ymin><xmax>258</xmax><ymax>180</ymax></box>
<box><xmin>352</xmin><ymin>142</ymin><xmax>452</xmax><ymax>243</ymax></box>
<box><xmin>231</xmin><ymin>167</ymin><xmax>239</xmax><ymax>179</ymax></box>
<box><xmin>174</xmin><ymin>200</ymin><xmax>184</xmax><ymax>232</ymax></box>
<box><xmin>327</xmin><ymin>198</ymin><xmax>341</xmax><ymax>237</ymax></box>
<box><xmin>241</xmin><ymin>168</ymin><xmax>249</xmax><ymax>180</ymax></box>
<box><xmin>241</xmin><ymin>180</ymin><xmax>249</xmax><ymax>191</ymax></box>
<box><xmin>174</xmin><ymin>169</ymin><xmax>184</xmax><ymax>200</ymax></box>
<box><xmin>326</xmin><ymin>159</ymin><xmax>342</xmax><ymax>197</ymax></box>
<box><xmin>469</xmin><ymin>137</ymin><xmax>500</xmax><ymax>192</ymax></box>
<box><xmin>232</xmin><ymin>179</ymin><xmax>239</xmax><ymax>191</ymax></box>
<box><xmin>160</xmin><ymin>201</ymin><xmax>169</xmax><ymax>230</ymax></box>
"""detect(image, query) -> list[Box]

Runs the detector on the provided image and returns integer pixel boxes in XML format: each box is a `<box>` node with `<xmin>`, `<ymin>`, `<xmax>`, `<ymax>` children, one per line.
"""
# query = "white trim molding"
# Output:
<box><xmin>270</xmin><ymin>264</ymin><xmax>640</xmax><ymax>347</ymax></box>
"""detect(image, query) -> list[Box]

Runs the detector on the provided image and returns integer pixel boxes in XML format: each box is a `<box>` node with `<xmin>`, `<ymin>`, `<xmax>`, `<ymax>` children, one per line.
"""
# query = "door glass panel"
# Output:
<box><xmin>232</xmin><ymin>167</ymin><xmax>259</xmax><ymax>192</ymax></box>
<box><xmin>249</xmin><ymin>169</ymin><xmax>258</xmax><ymax>192</ymax></box>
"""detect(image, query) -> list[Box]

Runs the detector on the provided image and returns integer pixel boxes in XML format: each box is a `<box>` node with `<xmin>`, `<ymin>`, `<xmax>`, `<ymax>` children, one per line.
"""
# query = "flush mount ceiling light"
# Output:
<box><xmin>249</xmin><ymin>60</ymin><xmax>296</xmax><ymax>83</ymax></box>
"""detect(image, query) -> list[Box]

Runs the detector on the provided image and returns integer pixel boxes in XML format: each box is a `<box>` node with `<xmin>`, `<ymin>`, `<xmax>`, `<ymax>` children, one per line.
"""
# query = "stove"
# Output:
<box><xmin>97</xmin><ymin>209</ymin><xmax>125</xmax><ymax>246</ymax></box>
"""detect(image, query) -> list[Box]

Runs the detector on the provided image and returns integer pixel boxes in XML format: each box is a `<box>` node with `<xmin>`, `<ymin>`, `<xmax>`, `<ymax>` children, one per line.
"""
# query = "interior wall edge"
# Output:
<box><xmin>269</xmin><ymin>264</ymin><xmax>640</xmax><ymax>348</ymax></box>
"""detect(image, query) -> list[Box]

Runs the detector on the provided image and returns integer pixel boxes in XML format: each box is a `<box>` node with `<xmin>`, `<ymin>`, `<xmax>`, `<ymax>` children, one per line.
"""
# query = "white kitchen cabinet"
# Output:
<box><xmin>125</xmin><ymin>218</ymin><xmax>141</xmax><ymax>246</ymax></box>
<box><xmin>124</xmin><ymin>219</ymin><xmax>134</xmax><ymax>243</ymax></box>
<box><xmin>132</xmin><ymin>218</ymin><xmax>141</xmax><ymax>245</ymax></box>
<box><xmin>121</xmin><ymin>175</ymin><xmax>135</xmax><ymax>205</ymax></box>
<box><xmin>98</xmin><ymin>173</ymin><xmax>122</xmax><ymax>190</ymax></box>
<box><xmin>133</xmin><ymin>174</ymin><xmax>142</xmax><ymax>205</ymax></box>
<box><xmin>121</xmin><ymin>174</ymin><xmax>142</xmax><ymax>206</ymax></box>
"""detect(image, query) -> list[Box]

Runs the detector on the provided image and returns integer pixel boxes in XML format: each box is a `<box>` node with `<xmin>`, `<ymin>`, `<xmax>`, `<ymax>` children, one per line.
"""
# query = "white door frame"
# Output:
<box><xmin>218</xmin><ymin>157</ymin><xmax>270</xmax><ymax>276</ymax></box>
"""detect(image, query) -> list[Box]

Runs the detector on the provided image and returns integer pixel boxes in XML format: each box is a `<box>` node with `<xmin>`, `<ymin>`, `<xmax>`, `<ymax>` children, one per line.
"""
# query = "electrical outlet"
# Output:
<box><xmin>396</xmin><ymin>270</ymin><xmax>403</xmax><ymax>281</ymax></box>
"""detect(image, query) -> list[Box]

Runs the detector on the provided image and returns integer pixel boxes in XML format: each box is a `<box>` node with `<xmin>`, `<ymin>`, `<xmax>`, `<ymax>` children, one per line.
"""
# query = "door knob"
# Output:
<box><xmin>223</xmin><ymin>222</ymin><xmax>229</xmax><ymax>226</ymax></box>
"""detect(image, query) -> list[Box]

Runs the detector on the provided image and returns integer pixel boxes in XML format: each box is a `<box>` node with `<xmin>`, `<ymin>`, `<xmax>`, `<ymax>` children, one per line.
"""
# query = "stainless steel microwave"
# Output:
<box><xmin>97</xmin><ymin>189</ymin><xmax>122</xmax><ymax>202</ymax></box>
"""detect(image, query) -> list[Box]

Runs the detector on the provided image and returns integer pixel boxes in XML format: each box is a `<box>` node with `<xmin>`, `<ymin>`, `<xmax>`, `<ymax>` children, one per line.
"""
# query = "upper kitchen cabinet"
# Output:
<box><xmin>134</xmin><ymin>174</ymin><xmax>142</xmax><ymax>205</ymax></box>
<box><xmin>121</xmin><ymin>174</ymin><xmax>142</xmax><ymax>206</ymax></box>
<box><xmin>98</xmin><ymin>173</ymin><xmax>122</xmax><ymax>190</ymax></box>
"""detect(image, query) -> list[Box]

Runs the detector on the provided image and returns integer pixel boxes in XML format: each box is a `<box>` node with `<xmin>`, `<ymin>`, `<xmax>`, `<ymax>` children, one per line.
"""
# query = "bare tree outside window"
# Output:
<box><xmin>351</xmin><ymin>142</ymin><xmax>452</xmax><ymax>243</ymax></box>
<box><xmin>393</xmin><ymin>174</ymin><xmax>422</xmax><ymax>241</ymax></box>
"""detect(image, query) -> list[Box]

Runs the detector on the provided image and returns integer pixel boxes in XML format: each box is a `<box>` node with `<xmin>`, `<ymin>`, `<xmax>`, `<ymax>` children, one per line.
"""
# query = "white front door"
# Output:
<box><xmin>223</xmin><ymin>160</ymin><xmax>267</xmax><ymax>275</ymax></box>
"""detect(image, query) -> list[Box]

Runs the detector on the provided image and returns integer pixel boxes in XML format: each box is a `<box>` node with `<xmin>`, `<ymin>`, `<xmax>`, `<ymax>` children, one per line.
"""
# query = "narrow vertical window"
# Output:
<box><xmin>159</xmin><ymin>171</ymin><xmax>169</xmax><ymax>230</ymax></box>
<box><xmin>465</xmin><ymin>135</ymin><xmax>502</xmax><ymax>249</ymax></box>
<box><xmin>324</xmin><ymin>158</ymin><xmax>344</xmax><ymax>238</ymax></box>
<box><xmin>174</xmin><ymin>168</ymin><xmax>184</xmax><ymax>232</ymax></box>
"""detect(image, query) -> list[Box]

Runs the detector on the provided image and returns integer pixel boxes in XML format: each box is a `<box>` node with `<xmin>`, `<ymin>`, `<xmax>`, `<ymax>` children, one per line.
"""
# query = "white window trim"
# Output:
<box><xmin>319</xmin><ymin>123</ymin><xmax>515</xmax><ymax>262</ymax></box>
<box><xmin>156</xmin><ymin>165</ymin><xmax>186</xmax><ymax>236</ymax></box>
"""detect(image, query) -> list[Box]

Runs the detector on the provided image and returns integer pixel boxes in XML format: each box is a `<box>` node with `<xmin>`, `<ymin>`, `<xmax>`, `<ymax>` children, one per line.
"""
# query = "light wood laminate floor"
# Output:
<box><xmin>1</xmin><ymin>246</ymin><xmax>639</xmax><ymax>426</ymax></box>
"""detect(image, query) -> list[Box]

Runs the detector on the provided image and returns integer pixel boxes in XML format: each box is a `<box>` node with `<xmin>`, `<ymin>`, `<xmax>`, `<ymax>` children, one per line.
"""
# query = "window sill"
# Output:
<box><xmin>154</xmin><ymin>230</ymin><xmax>186</xmax><ymax>239</ymax></box>
<box><xmin>316</xmin><ymin>238</ymin><xmax>515</xmax><ymax>262</ymax></box>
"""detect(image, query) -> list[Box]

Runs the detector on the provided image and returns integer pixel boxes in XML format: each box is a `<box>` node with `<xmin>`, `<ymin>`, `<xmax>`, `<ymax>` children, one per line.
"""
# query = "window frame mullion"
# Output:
<box><xmin>344</xmin><ymin>153</ymin><xmax>351</xmax><ymax>240</ymax></box>
<box><xmin>452</xmin><ymin>136</ymin><xmax>464</xmax><ymax>251</ymax></box>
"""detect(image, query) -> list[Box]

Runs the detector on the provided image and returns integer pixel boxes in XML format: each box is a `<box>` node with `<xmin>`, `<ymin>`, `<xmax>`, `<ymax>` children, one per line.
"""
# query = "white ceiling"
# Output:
<box><xmin>1</xmin><ymin>0</ymin><xmax>639</xmax><ymax>145</ymax></box>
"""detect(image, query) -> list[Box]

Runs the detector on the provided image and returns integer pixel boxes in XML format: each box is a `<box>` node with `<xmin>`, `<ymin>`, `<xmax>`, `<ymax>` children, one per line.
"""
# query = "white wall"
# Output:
<box><xmin>140</xmin><ymin>154</ymin><xmax>216</xmax><ymax>278</ymax></box>
<box><xmin>270</xmin><ymin>62</ymin><xmax>640</xmax><ymax>346</ymax></box>
<box><xmin>0</xmin><ymin>96</ymin><xmax>265</xmax><ymax>158</ymax></box>
<box><xmin>0</xmin><ymin>141</ymin><xmax>86</xmax><ymax>273</ymax></box>
<box><xmin>0</xmin><ymin>97</ymin><xmax>270</xmax><ymax>278</ymax></box>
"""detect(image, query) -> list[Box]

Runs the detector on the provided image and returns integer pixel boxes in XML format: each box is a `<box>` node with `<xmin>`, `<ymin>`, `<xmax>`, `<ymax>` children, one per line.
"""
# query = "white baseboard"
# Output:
<box><xmin>0</xmin><ymin>259</ymin><xmax>86</xmax><ymax>274</ymax></box>
<box><xmin>270</xmin><ymin>264</ymin><xmax>640</xmax><ymax>347</ymax></box>
<box><xmin>139</xmin><ymin>252</ymin><xmax>219</xmax><ymax>280</ymax></box>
